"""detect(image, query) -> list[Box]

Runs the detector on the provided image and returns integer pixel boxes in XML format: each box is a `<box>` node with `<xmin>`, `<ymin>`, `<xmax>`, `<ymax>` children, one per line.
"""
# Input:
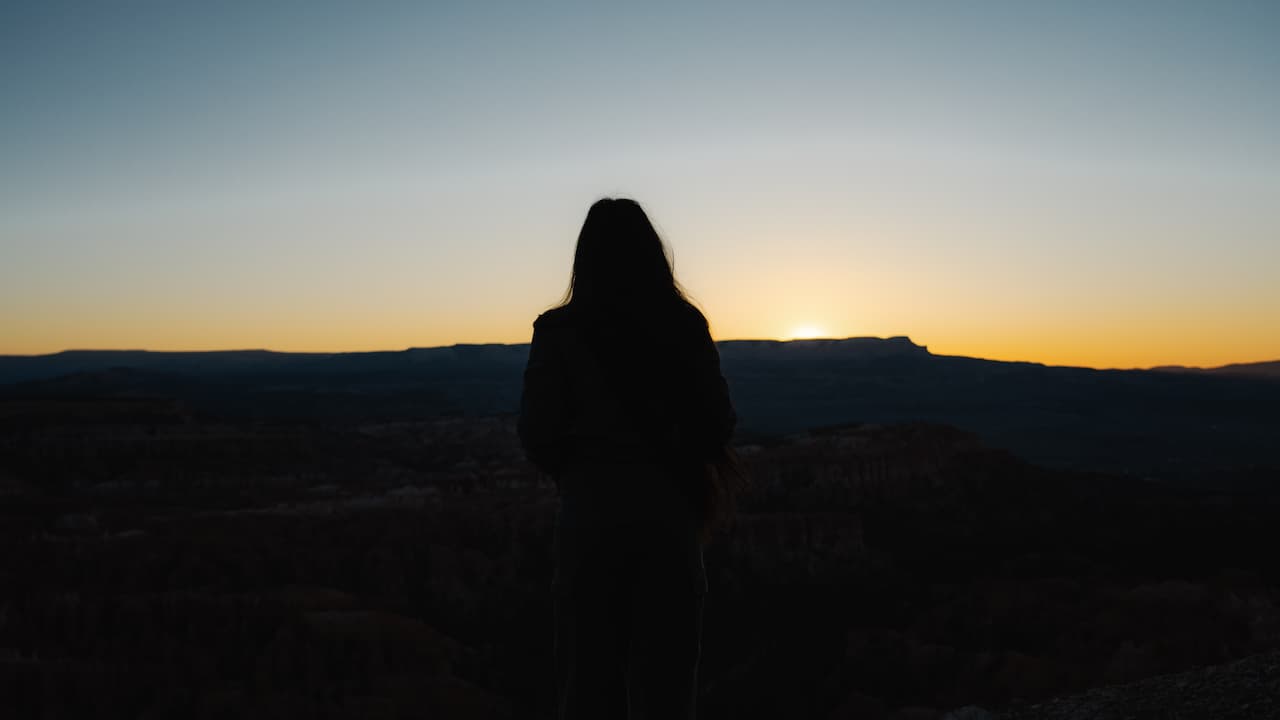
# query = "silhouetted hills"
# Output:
<box><xmin>0</xmin><ymin>345</ymin><xmax>530</xmax><ymax>424</ymax></box>
<box><xmin>3</xmin><ymin>337</ymin><xmax>1278</xmax><ymax>480</ymax></box>
<box><xmin>4</xmin><ymin>366</ymin><xmax>189</xmax><ymax>397</ymax></box>
<box><xmin>1152</xmin><ymin>359</ymin><xmax>1280</xmax><ymax>379</ymax></box>
<box><xmin>0</xmin><ymin>345</ymin><xmax>530</xmax><ymax>385</ymax></box>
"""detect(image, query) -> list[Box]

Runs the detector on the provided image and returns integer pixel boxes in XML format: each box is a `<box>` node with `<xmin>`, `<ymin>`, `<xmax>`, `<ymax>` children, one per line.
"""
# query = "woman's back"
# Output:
<box><xmin>519</xmin><ymin>301</ymin><xmax>734</xmax><ymax>480</ymax></box>
<box><xmin>518</xmin><ymin>198</ymin><xmax>736</xmax><ymax>719</ymax></box>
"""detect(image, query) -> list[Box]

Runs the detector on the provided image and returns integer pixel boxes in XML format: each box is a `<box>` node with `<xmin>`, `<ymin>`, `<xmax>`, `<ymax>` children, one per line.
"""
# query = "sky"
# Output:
<box><xmin>2</xmin><ymin>0</ymin><xmax>1277</xmax><ymax>368</ymax></box>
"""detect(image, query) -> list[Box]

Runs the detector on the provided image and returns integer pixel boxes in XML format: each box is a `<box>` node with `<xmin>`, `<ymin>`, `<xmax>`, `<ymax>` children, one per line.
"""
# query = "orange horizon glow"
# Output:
<box><xmin>3</xmin><ymin>232</ymin><xmax>1277</xmax><ymax>370</ymax></box>
<box><xmin>2</xmin><ymin>323</ymin><xmax>1276</xmax><ymax>371</ymax></box>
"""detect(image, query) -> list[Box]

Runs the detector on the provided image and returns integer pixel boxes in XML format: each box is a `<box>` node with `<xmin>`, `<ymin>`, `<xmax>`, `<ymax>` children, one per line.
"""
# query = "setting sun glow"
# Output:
<box><xmin>788</xmin><ymin>326</ymin><xmax>826</xmax><ymax>340</ymax></box>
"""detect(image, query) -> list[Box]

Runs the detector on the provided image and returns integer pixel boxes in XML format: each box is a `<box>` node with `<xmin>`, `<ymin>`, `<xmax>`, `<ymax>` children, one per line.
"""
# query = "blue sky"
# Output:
<box><xmin>3</xmin><ymin>1</ymin><xmax>1278</xmax><ymax>366</ymax></box>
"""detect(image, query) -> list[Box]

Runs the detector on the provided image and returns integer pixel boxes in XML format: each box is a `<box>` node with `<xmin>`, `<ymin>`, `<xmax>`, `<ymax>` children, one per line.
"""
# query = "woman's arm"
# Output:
<box><xmin>518</xmin><ymin>317</ymin><xmax>572</xmax><ymax>475</ymax></box>
<box><xmin>679</xmin><ymin>318</ymin><xmax>736</xmax><ymax>458</ymax></box>
<box><xmin>696</xmin><ymin>326</ymin><xmax>737</xmax><ymax>449</ymax></box>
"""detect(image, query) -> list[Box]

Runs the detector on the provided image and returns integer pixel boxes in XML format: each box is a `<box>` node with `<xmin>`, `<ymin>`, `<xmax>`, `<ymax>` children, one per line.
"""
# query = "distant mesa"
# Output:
<box><xmin>719</xmin><ymin>335</ymin><xmax>930</xmax><ymax>360</ymax></box>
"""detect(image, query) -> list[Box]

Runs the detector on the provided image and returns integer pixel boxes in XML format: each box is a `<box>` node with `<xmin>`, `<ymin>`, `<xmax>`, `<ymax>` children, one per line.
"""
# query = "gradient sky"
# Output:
<box><xmin>3</xmin><ymin>1</ymin><xmax>1277</xmax><ymax>368</ymax></box>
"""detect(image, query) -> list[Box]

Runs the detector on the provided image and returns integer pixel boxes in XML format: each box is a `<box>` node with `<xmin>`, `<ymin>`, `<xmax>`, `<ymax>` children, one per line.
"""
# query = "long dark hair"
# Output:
<box><xmin>558</xmin><ymin>197</ymin><xmax>746</xmax><ymax>539</ymax></box>
<box><xmin>562</xmin><ymin>197</ymin><xmax>678</xmax><ymax>313</ymax></box>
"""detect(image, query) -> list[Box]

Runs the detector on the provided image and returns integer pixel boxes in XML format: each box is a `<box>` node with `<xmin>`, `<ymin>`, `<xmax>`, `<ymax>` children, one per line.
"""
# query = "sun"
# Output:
<box><xmin>788</xmin><ymin>325</ymin><xmax>826</xmax><ymax>340</ymax></box>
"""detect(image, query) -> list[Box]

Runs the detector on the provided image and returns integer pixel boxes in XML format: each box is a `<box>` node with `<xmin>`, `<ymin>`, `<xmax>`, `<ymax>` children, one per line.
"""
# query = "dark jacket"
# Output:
<box><xmin>523</xmin><ymin>303</ymin><xmax>732</xmax><ymax>719</ymax></box>
<box><xmin>517</xmin><ymin>303</ymin><xmax>736</xmax><ymax>479</ymax></box>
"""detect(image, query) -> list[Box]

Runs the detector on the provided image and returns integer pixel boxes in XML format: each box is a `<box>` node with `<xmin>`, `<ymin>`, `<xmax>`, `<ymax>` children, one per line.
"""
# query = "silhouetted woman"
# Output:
<box><xmin>519</xmin><ymin>198</ymin><xmax>739</xmax><ymax>719</ymax></box>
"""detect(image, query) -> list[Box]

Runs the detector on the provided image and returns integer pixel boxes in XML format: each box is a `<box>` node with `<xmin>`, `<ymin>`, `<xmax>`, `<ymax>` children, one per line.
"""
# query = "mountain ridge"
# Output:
<box><xmin>4</xmin><ymin>336</ymin><xmax>1275</xmax><ymax>381</ymax></box>
<box><xmin>2</xmin><ymin>335</ymin><xmax>1278</xmax><ymax>482</ymax></box>
<box><xmin>0</xmin><ymin>336</ymin><xmax>927</xmax><ymax>386</ymax></box>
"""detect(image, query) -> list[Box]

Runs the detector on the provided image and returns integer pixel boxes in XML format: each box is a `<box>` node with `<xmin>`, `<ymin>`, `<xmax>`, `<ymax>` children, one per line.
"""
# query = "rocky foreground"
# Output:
<box><xmin>2</xmin><ymin>403</ymin><xmax>1278</xmax><ymax>718</ymax></box>
<box><xmin>998</xmin><ymin>650</ymin><xmax>1280</xmax><ymax>720</ymax></box>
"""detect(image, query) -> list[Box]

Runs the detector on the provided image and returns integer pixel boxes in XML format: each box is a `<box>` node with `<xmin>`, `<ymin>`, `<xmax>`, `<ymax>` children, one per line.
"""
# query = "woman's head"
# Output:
<box><xmin>564</xmin><ymin>198</ymin><xmax>681</xmax><ymax>310</ymax></box>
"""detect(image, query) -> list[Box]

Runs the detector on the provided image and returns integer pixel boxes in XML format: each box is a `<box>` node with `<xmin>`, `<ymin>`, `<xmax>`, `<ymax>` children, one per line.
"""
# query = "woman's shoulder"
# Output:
<box><xmin>533</xmin><ymin>305</ymin><xmax>576</xmax><ymax>331</ymax></box>
<box><xmin>665</xmin><ymin>301</ymin><xmax>710</xmax><ymax>341</ymax></box>
<box><xmin>675</xmin><ymin>300</ymin><xmax>709</xmax><ymax>328</ymax></box>
<box><xmin>533</xmin><ymin>300</ymin><xmax>706</xmax><ymax>334</ymax></box>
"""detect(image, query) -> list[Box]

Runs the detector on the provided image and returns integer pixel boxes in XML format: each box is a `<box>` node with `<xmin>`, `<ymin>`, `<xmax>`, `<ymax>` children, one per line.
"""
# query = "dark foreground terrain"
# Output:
<box><xmin>2</xmin><ymin>395</ymin><xmax>1278</xmax><ymax>719</ymax></box>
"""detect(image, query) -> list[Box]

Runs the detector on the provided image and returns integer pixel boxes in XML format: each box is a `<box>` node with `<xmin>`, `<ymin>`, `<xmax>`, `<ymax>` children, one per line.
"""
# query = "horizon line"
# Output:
<box><xmin>1</xmin><ymin>336</ymin><xmax>1276</xmax><ymax>373</ymax></box>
